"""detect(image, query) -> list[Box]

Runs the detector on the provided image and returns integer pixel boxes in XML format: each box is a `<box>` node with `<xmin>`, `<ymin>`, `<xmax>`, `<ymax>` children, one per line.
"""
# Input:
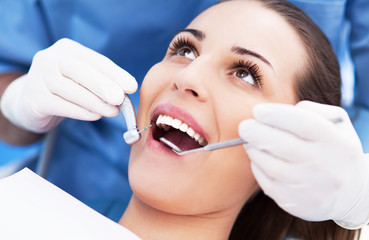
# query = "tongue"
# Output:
<box><xmin>162</xmin><ymin>129</ymin><xmax>202</xmax><ymax>151</ymax></box>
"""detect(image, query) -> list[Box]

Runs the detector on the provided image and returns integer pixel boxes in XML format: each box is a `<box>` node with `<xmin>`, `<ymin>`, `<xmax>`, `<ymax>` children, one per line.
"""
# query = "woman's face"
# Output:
<box><xmin>129</xmin><ymin>1</ymin><xmax>305</xmax><ymax>216</ymax></box>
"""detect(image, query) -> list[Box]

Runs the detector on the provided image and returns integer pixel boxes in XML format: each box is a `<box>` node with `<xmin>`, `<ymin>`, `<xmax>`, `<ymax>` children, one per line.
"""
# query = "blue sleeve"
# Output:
<box><xmin>0</xmin><ymin>0</ymin><xmax>52</xmax><ymax>74</ymax></box>
<box><xmin>346</xmin><ymin>0</ymin><xmax>369</xmax><ymax>109</ymax></box>
<box><xmin>0</xmin><ymin>0</ymin><xmax>47</xmax><ymax>171</ymax></box>
<box><xmin>0</xmin><ymin>1</ymin><xmax>51</xmax><ymax>170</ymax></box>
<box><xmin>0</xmin><ymin>138</ymin><xmax>43</xmax><ymax>177</ymax></box>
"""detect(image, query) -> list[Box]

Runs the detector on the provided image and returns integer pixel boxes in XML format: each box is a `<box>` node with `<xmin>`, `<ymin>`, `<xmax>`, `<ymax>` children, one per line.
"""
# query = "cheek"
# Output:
<box><xmin>261</xmin><ymin>72</ymin><xmax>298</xmax><ymax>104</ymax></box>
<box><xmin>139</xmin><ymin>64</ymin><xmax>170</xmax><ymax>105</ymax></box>
<box><xmin>215</xmin><ymin>96</ymin><xmax>261</xmax><ymax>140</ymax></box>
<box><xmin>216</xmin><ymin>147</ymin><xmax>259</xmax><ymax>204</ymax></box>
<box><xmin>137</xmin><ymin>63</ymin><xmax>173</xmax><ymax>124</ymax></box>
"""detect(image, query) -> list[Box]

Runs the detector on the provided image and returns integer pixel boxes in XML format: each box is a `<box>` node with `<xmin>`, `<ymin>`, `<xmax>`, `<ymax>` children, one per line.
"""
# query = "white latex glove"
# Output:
<box><xmin>238</xmin><ymin>101</ymin><xmax>369</xmax><ymax>229</ymax></box>
<box><xmin>0</xmin><ymin>38</ymin><xmax>137</xmax><ymax>133</ymax></box>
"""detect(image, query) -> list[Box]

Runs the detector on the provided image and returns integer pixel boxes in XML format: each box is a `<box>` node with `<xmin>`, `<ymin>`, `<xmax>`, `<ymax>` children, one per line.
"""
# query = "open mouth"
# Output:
<box><xmin>152</xmin><ymin>114</ymin><xmax>208</xmax><ymax>152</ymax></box>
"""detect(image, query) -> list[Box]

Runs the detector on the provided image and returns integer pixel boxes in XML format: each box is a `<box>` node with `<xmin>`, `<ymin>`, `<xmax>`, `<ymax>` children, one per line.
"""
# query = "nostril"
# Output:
<box><xmin>190</xmin><ymin>90</ymin><xmax>198</xmax><ymax>97</ymax></box>
<box><xmin>172</xmin><ymin>77</ymin><xmax>203</xmax><ymax>99</ymax></box>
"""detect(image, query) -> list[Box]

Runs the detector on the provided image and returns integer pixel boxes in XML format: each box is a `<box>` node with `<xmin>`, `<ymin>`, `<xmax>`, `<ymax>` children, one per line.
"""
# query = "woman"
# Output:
<box><xmin>119</xmin><ymin>0</ymin><xmax>359</xmax><ymax>239</ymax></box>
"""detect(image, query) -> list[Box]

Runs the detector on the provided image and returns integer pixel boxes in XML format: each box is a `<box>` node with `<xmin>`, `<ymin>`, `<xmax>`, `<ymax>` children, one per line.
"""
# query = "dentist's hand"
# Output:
<box><xmin>0</xmin><ymin>38</ymin><xmax>137</xmax><ymax>133</ymax></box>
<box><xmin>239</xmin><ymin>101</ymin><xmax>369</xmax><ymax>229</ymax></box>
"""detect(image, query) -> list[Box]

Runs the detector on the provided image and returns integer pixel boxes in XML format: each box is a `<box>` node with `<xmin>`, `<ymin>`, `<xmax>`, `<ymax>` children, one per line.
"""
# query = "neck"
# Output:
<box><xmin>119</xmin><ymin>195</ymin><xmax>240</xmax><ymax>240</ymax></box>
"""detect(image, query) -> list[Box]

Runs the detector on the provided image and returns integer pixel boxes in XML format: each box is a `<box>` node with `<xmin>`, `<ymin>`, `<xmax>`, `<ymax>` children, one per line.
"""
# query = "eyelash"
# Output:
<box><xmin>168</xmin><ymin>36</ymin><xmax>197</xmax><ymax>57</ymax></box>
<box><xmin>168</xmin><ymin>36</ymin><xmax>263</xmax><ymax>89</ymax></box>
<box><xmin>232</xmin><ymin>60</ymin><xmax>263</xmax><ymax>89</ymax></box>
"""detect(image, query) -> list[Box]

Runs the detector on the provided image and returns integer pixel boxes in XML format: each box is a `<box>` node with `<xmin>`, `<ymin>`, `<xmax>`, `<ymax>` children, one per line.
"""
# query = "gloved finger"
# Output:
<box><xmin>58</xmin><ymin>57</ymin><xmax>125</xmax><ymax>105</ymax></box>
<box><xmin>250</xmin><ymin>162</ymin><xmax>271</xmax><ymax>193</ymax></box>
<box><xmin>296</xmin><ymin>101</ymin><xmax>357</xmax><ymax>137</ymax></box>
<box><xmin>246</xmin><ymin>147</ymin><xmax>304</xmax><ymax>184</ymax></box>
<box><xmin>39</xmin><ymin>93</ymin><xmax>102</xmax><ymax>121</ymax></box>
<box><xmin>250</xmin><ymin>162</ymin><xmax>294</xmax><ymax>205</ymax></box>
<box><xmin>296</xmin><ymin>100</ymin><xmax>350</xmax><ymax>123</ymax></box>
<box><xmin>239</xmin><ymin>119</ymin><xmax>311</xmax><ymax>163</ymax></box>
<box><xmin>45</xmin><ymin>74</ymin><xmax>119</xmax><ymax>117</ymax></box>
<box><xmin>252</xmin><ymin>103</ymin><xmax>337</xmax><ymax>141</ymax></box>
<box><xmin>251</xmin><ymin>162</ymin><xmax>309</xmax><ymax>217</ymax></box>
<box><xmin>297</xmin><ymin>102</ymin><xmax>362</xmax><ymax>153</ymax></box>
<box><xmin>54</xmin><ymin>38</ymin><xmax>137</xmax><ymax>93</ymax></box>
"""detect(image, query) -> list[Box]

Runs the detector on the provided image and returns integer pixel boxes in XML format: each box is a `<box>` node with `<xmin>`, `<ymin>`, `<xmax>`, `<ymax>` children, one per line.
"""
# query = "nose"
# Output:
<box><xmin>171</xmin><ymin>57</ymin><xmax>210</xmax><ymax>102</ymax></box>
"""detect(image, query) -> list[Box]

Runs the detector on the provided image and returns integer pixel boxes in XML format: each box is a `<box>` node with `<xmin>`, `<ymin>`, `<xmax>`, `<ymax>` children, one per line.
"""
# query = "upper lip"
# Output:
<box><xmin>151</xmin><ymin>103</ymin><xmax>209</xmax><ymax>142</ymax></box>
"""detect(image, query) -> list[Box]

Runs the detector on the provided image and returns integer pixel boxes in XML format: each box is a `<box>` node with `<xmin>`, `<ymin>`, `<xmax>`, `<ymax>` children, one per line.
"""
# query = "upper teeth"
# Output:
<box><xmin>156</xmin><ymin>114</ymin><xmax>207</xmax><ymax>146</ymax></box>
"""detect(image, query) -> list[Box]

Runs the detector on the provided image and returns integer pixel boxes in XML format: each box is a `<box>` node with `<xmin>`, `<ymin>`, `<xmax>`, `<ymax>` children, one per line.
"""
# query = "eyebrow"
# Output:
<box><xmin>231</xmin><ymin>46</ymin><xmax>273</xmax><ymax>69</ymax></box>
<box><xmin>175</xmin><ymin>28</ymin><xmax>205</xmax><ymax>41</ymax></box>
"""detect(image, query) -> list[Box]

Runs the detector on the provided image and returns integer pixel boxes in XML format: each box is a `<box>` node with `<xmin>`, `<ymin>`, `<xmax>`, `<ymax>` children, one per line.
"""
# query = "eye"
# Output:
<box><xmin>168</xmin><ymin>36</ymin><xmax>198</xmax><ymax>60</ymax></box>
<box><xmin>233</xmin><ymin>69</ymin><xmax>255</xmax><ymax>85</ymax></box>
<box><xmin>232</xmin><ymin>60</ymin><xmax>262</xmax><ymax>89</ymax></box>
<box><xmin>177</xmin><ymin>48</ymin><xmax>196</xmax><ymax>60</ymax></box>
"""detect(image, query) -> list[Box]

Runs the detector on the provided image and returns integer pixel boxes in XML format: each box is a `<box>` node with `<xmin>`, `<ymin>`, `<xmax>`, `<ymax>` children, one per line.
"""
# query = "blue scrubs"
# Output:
<box><xmin>1</xmin><ymin>0</ymin><xmax>369</xmax><ymax>220</ymax></box>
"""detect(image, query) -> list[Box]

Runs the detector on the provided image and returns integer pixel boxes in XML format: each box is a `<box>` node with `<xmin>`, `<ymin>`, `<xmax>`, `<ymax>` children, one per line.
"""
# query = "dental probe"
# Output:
<box><xmin>119</xmin><ymin>94</ymin><xmax>151</xmax><ymax>145</ymax></box>
<box><xmin>161</xmin><ymin>116</ymin><xmax>344</xmax><ymax>155</ymax></box>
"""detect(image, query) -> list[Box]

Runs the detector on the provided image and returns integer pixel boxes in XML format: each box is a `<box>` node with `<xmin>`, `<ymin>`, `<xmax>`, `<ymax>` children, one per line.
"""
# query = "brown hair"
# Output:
<box><xmin>222</xmin><ymin>0</ymin><xmax>359</xmax><ymax>239</ymax></box>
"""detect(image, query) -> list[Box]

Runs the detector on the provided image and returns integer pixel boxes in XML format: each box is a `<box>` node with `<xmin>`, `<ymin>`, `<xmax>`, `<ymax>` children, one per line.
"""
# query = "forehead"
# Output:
<box><xmin>187</xmin><ymin>0</ymin><xmax>306</xmax><ymax>84</ymax></box>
